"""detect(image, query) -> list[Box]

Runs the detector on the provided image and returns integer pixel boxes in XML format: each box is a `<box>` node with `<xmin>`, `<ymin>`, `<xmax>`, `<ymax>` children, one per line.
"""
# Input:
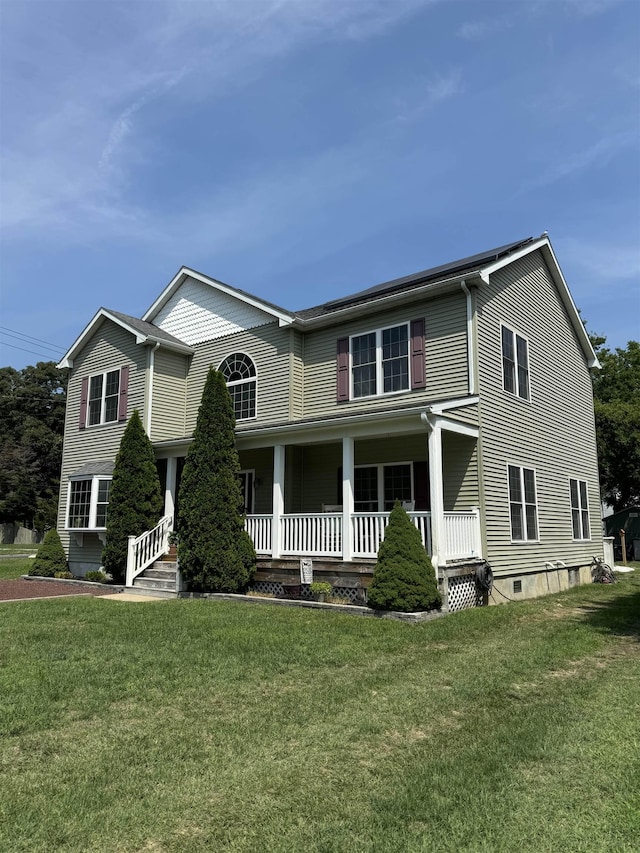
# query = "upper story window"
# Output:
<box><xmin>508</xmin><ymin>464</ymin><xmax>538</xmax><ymax>542</ymax></box>
<box><xmin>219</xmin><ymin>353</ymin><xmax>256</xmax><ymax>420</ymax></box>
<box><xmin>502</xmin><ymin>325</ymin><xmax>529</xmax><ymax>400</ymax></box>
<box><xmin>79</xmin><ymin>365</ymin><xmax>129</xmax><ymax>429</ymax></box>
<box><xmin>67</xmin><ymin>477</ymin><xmax>111</xmax><ymax>529</ymax></box>
<box><xmin>570</xmin><ymin>478</ymin><xmax>590</xmax><ymax>540</ymax></box>
<box><xmin>337</xmin><ymin>319</ymin><xmax>425</xmax><ymax>402</ymax></box>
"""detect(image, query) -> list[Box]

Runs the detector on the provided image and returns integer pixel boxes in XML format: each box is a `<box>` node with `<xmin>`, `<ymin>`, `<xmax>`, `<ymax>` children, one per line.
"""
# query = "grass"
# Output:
<box><xmin>0</xmin><ymin>557</ymin><xmax>35</xmax><ymax>579</ymax></box>
<box><xmin>0</xmin><ymin>569</ymin><xmax>638</xmax><ymax>852</ymax></box>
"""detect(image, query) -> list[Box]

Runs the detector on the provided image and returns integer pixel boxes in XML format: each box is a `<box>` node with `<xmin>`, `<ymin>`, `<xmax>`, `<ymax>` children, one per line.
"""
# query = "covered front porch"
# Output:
<box><xmin>155</xmin><ymin>403</ymin><xmax>483</xmax><ymax>570</ymax></box>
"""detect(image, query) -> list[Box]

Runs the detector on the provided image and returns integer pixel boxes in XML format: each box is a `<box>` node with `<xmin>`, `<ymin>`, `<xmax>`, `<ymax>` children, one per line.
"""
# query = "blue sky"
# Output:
<box><xmin>1</xmin><ymin>0</ymin><xmax>638</xmax><ymax>369</ymax></box>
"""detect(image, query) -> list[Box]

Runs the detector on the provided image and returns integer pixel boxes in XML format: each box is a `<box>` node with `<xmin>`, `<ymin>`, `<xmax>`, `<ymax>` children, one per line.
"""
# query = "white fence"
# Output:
<box><xmin>245</xmin><ymin>509</ymin><xmax>480</xmax><ymax>562</ymax></box>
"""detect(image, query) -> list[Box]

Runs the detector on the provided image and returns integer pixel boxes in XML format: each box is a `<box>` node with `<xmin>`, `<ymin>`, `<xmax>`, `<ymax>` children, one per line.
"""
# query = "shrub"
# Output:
<box><xmin>54</xmin><ymin>570</ymin><xmax>74</xmax><ymax>579</ymax></box>
<box><xmin>309</xmin><ymin>581</ymin><xmax>332</xmax><ymax>596</ymax></box>
<box><xmin>368</xmin><ymin>503</ymin><xmax>441</xmax><ymax>612</ymax></box>
<box><xmin>84</xmin><ymin>570</ymin><xmax>107</xmax><ymax>583</ymax></box>
<box><xmin>29</xmin><ymin>528</ymin><xmax>67</xmax><ymax>577</ymax></box>
<box><xmin>178</xmin><ymin>368</ymin><xmax>256</xmax><ymax>593</ymax></box>
<box><xmin>102</xmin><ymin>410</ymin><xmax>163</xmax><ymax>584</ymax></box>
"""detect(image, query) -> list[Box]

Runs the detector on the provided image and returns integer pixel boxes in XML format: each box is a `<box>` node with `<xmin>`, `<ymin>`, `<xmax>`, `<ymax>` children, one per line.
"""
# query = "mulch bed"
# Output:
<box><xmin>0</xmin><ymin>579</ymin><xmax>114</xmax><ymax>602</ymax></box>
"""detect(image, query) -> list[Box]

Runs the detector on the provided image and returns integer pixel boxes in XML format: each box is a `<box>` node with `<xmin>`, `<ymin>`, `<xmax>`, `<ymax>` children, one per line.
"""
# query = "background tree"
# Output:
<box><xmin>0</xmin><ymin>361</ymin><xmax>67</xmax><ymax>530</ymax></box>
<box><xmin>368</xmin><ymin>503</ymin><xmax>441</xmax><ymax>612</ymax></box>
<box><xmin>177</xmin><ymin>368</ymin><xmax>255</xmax><ymax>592</ymax></box>
<box><xmin>591</xmin><ymin>339</ymin><xmax>640</xmax><ymax>510</ymax></box>
<box><xmin>102</xmin><ymin>410</ymin><xmax>163</xmax><ymax>583</ymax></box>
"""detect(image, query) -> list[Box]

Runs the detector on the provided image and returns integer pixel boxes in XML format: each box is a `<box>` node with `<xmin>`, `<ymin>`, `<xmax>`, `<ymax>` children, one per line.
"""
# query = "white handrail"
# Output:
<box><xmin>126</xmin><ymin>515</ymin><xmax>173</xmax><ymax>587</ymax></box>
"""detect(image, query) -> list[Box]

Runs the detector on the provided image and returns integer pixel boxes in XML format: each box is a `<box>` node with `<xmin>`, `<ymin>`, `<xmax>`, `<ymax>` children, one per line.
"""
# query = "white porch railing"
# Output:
<box><xmin>126</xmin><ymin>514</ymin><xmax>173</xmax><ymax>587</ymax></box>
<box><xmin>351</xmin><ymin>512</ymin><xmax>432</xmax><ymax>558</ymax></box>
<box><xmin>245</xmin><ymin>514</ymin><xmax>273</xmax><ymax>555</ymax></box>
<box><xmin>443</xmin><ymin>509</ymin><xmax>482</xmax><ymax>560</ymax></box>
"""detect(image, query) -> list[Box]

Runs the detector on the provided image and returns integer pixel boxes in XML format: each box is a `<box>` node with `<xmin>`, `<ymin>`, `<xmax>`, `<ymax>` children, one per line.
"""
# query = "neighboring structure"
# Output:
<box><xmin>57</xmin><ymin>234</ymin><xmax>604</xmax><ymax>607</ymax></box>
<box><xmin>603</xmin><ymin>507</ymin><xmax>640</xmax><ymax>561</ymax></box>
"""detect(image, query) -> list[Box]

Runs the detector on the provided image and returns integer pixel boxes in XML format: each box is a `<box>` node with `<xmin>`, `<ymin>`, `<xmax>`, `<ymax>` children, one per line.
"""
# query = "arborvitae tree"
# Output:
<box><xmin>177</xmin><ymin>368</ymin><xmax>255</xmax><ymax>592</ymax></box>
<box><xmin>368</xmin><ymin>503</ymin><xmax>441</xmax><ymax>612</ymax></box>
<box><xmin>102</xmin><ymin>410</ymin><xmax>163</xmax><ymax>583</ymax></box>
<box><xmin>29</xmin><ymin>528</ymin><xmax>67</xmax><ymax>577</ymax></box>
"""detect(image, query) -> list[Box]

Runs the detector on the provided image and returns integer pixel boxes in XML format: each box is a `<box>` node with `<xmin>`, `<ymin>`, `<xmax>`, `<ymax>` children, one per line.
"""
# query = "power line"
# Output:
<box><xmin>0</xmin><ymin>340</ymin><xmax>62</xmax><ymax>361</ymax></box>
<box><xmin>0</xmin><ymin>327</ymin><xmax>64</xmax><ymax>352</ymax></box>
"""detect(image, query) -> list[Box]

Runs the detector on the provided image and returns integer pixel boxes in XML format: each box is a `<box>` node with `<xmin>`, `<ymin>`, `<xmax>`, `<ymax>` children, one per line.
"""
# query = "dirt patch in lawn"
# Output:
<box><xmin>0</xmin><ymin>578</ymin><xmax>114</xmax><ymax>602</ymax></box>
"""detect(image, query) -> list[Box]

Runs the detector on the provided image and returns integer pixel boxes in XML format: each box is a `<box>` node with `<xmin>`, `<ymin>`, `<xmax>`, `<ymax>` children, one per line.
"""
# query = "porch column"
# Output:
<box><xmin>165</xmin><ymin>457</ymin><xmax>177</xmax><ymax>529</ymax></box>
<box><xmin>424</xmin><ymin>416</ymin><xmax>445</xmax><ymax>570</ymax></box>
<box><xmin>342</xmin><ymin>436</ymin><xmax>354</xmax><ymax>561</ymax></box>
<box><xmin>272</xmin><ymin>444</ymin><xmax>285</xmax><ymax>559</ymax></box>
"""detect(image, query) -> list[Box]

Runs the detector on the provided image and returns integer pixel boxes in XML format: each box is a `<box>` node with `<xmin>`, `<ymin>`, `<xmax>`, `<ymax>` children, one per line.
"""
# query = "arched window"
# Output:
<box><xmin>219</xmin><ymin>353</ymin><xmax>257</xmax><ymax>420</ymax></box>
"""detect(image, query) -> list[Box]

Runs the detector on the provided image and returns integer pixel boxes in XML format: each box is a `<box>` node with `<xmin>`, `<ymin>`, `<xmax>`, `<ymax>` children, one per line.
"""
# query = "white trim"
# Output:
<box><xmin>507</xmin><ymin>463</ymin><xmax>539</xmax><ymax>543</ymax></box>
<box><xmin>479</xmin><ymin>236</ymin><xmax>599</xmax><ymax>369</ymax></box>
<box><xmin>218</xmin><ymin>351</ymin><xmax>258</xmax><ymax>422</ymax></box>
<box><xmin>500</xmin><ymin>323</ymin><xmax>531</xmax><ymax>403</ymax></box>
<box><xmin>349</xmin><ymin>321</ymin><xmax>411</xmax><ymax>400</ymax></box>
<box><xmin>65</xmin><ymin>476</ymin><xmax>112</xmax><ymax>532</ymax></box>
<box><xmin>461</xmin><ymin>281</ymin><xmax>476</xmax><ymax>395</ymax></box>
<box><xmin>569</xmin><ymin>477</ymin><xmax>591</xmax><ymax>541</ymax></box>
<box><xmin>342</xmin><ymin>437</ymin><xmax>354</xmax><ymax>562</ymax></box>
<box><xmin>354</xmin><ymin>461</ymin><xmax>414</xmax><ymax>512</ymax></box>
<box><xmin>57</xmin><ymin>308</ymin><xmax>193</xmax><ymax>369</ymax></box>
<box><xmin>145</xmin><ymin>343</ymin><xmax>159</xmax><ymax>437</ymax></box>
<box><xmin>143</xmin><ymin>267</ymin><xmax>294</xmax><ymax>327</ymax></box>
<box><xmin>86</xmin><ymin>368</ymin><xmax>121</xmax><ymax>427</ymax></box>
<box><xmin>272</xmin><ymin>445</ymin><xmax>285</xmax><ymax>559</ymax></box>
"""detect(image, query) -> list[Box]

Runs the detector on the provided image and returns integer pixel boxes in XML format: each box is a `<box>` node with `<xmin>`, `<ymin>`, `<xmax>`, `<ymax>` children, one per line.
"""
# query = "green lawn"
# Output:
<box><xmin>1</xmin><ymin>570</ymin><xmax>638</xmax><ymax>852</ymax></box>
<box><xmin>0</xmin><ymin>557</ymin><xmax>34</xmax><ymax>579</ymax></box>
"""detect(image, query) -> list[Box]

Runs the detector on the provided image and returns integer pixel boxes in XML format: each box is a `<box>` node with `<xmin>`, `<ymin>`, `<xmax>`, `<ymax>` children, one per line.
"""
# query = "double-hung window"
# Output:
<box><xmin>80</xmin><ymin>365</ymin><xmax>129</xmax><ymax>429</ymax></box>
<box><xmin>570</xmin><ymin>478</ymin><xmax>590</xmax><ymax>540</ymax></box>
<box><xmin>508</xmin><ymin>465</ymin><xmax>538</xmax><ymax>541</ymax></box>
<box><xmin>337</xmin><ymin>319</ymin><xmax>425</xmax><ymax>402</ymax></box>
<box><xmin>351</xmin><ymin>324</ymin><xmax>409</xmax><ymax>398</ymax></box>
<box><xmin>67</xmin><ymin>477</ymin><xmax>112</xmax><ymax>529</ymax></box>
<box><xmin>502</xmin><ymin>325</ymin><xmax>530</xmax><ymax>400</ymax></box>
<box><xmin>354</xmin><ymin>463</ymin><xmax>413</xmax><ymax>512</ymax></box>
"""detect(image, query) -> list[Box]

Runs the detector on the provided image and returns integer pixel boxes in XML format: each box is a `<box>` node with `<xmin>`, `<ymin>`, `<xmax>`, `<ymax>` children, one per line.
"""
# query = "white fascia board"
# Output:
<box><xmin>433</xmin><ymin>416</ymin><xmax>479</xmax><ymax>439</ymax></box>
<box><xmin>57</xmin><ymin>308</ymin><xmax>194</xmax><ymax>369</ymax></box>
<box><xmin>478</xmin><ymin>237</ymin><xmax>600</xmax><ymax>369</ymax></box>
<box><xmin>142</xmin><ymin>267</ymin><xmax>294</xmax><ymax>327</ymax></box>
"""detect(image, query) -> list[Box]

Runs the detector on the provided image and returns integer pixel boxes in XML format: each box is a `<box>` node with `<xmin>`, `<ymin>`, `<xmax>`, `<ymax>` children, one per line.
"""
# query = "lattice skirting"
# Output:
<box><xmin>447</xmin><ymin>574</ymin><xmax>482</xmax><ymax>612</ymax></box>
<box><xmin>251</xmin><ymin>581</ymin><xmax>363</xmax><ymax>603</ymax></box>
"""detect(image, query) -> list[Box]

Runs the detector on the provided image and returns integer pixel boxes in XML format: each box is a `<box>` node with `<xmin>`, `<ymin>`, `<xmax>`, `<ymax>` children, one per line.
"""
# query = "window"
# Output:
<box><xmin>351</xmin><ymin>324</ymin><xmax>409</xmax><ymax>398</ymax></box>
<box><xmin>570</xmin><ymin>478</ymin><xmax>590</xmax><ymax>540</ymax></box>
<box><xmin>67</xmin><ymin>478</ymin><xmax>112</xmax><ymax>529</ymax></box>
<box><xmin>80</xmin><ymin>365</ymin><xmax>128</xmax><ymax>428</ymax></box>
<box><xmin>337</xmin><ymin>319</ymin><xmax>425</xmax><ymax>402</ymax></box>
<box><xmin>502</xmin><ymin>326</ymin><xmax>529</xmax><ymax>400</ymax></box>
<box><xmin>354</xmin><ymin>463</ymin><xmax>413</xmax><ymax>512</ymax></box>
<box><xmin>508</xmin><ymin>465</ymin><xmax>538</xmax><ymax>541</ymax></box>
<box><xmin>219</xmin><ymin>353</ymin><xmax>256</xmax><ymax>420</ymax></box>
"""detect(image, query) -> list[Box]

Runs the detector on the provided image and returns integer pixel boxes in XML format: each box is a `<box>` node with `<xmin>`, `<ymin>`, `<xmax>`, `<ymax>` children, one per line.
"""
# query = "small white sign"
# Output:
<box><xmin>300</xmin><ymin>558</ymin><xmax>313</xmax><ymax>584</ymax></box>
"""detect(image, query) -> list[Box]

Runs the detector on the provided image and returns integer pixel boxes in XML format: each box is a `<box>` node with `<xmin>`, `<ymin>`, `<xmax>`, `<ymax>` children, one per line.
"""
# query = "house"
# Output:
<box><xmin>603</xmin><ymin>506</ymin><xmax>640</xmax><ymax>561</ymax></box>
<box><xmin>56</xmin><ymin>234</ymin><xmax>603</xmax><ymax>609</ymax></box>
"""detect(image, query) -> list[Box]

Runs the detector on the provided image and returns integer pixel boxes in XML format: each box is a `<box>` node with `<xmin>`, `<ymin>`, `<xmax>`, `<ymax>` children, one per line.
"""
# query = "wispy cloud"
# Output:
<box><xmin>0</xmin><ymin>0</ymin><xmax>437</xmax><ymax>243</ymax></box>
<box><xmin>516</xmin><ymin>131</ymin><xmax>638</xmax><ymax>196</ymax></box>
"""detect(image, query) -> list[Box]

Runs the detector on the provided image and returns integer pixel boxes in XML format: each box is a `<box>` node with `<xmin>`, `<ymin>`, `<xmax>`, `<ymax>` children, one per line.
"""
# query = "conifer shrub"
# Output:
<box><xmin>367</xmin><ymin>503</ymin><xmax>441</xmax><ymax>612</ymax></box>
<box><xmin>102</xmin><ymin>410</ymin><xmax>163</xmax><ymax>584</ymax></box>
<box><xmin>28</xmin><ymin>528</ymin><xmax>67</xmax><ymax>577</ymax></box>
<box><xmin>178</xmin><ymin>368</ymin><xmax>256</xmax><ymax>592</ymax></box>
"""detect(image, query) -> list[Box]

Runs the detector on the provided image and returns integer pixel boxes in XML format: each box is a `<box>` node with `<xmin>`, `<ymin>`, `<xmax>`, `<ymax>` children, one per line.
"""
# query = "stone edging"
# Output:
<box><xmin>179</xmin><ymin>591</ymin><xmax>447</xmax><ymax>622</ymax></box>
<box><xmin>21</xmin><ymin>575</ymin><xmax>126</xmax><ymax>592</ymax></box>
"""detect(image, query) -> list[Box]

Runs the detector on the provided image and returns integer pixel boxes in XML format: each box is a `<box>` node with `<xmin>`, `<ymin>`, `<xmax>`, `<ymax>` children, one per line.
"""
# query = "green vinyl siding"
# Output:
<box><xmin>477</xmin><ymin>249</ymin><xmax>602</xmax><ymax>574</ymax></box>
<box><xmin>289</xmin><ymin>329</ymin><xmax>304</xmax><ymax>420</ymax></box>
<box><xmin>302</xmin><ymin>292</ymin><xmax>468</xmax><ymax>418</ymax></box>
<box><xmin>443</xmin><ymin>433</ymin><xmax>479</xmax><ymax>511</ymax></box>
<box><xmin>185</xmin><ymin>323</ymin><xmax>292</xmax><ymax>432</ymax></box>
<box><xmin>150</xmin><ymin>349</ymin><xmax>188</xmax><ymax>441</ymax></box>
<box><xmin>57</xmin><ymin>320</ymin><xmax>147</xmax><ymax>568</ymax></box>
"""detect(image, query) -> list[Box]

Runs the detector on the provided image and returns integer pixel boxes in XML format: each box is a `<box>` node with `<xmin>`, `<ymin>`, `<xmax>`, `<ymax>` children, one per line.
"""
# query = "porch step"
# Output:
<box><xmin>132</xmin><ymin>557</ymin><xmax>178</xmax><ymax>595</ymax></box>
<box><xmin>124</xmin><ymin>585</ymin><xmax>178</xmax><ymax>600</ymax></box>
<box><xmin>134</xmin><ymin>576</ymin><xmax>177</xmax><ymax>593</ymax></box>
<box><xmin>144</xmin><ymin>565</ymin><xmax>177</xmax><ymax>579</ymax></box>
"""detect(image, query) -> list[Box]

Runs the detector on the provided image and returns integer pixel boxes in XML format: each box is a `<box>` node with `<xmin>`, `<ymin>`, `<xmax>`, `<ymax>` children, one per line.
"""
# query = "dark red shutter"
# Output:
<box><xmin>79</xmin><ymin>377</ymin><xmax>89</xmax><ymax>429</ymax></box>
<box><xmin>118</xmin><ymin>365</ymin><xmax>129</xmax><ymax>422</ymax></box>
<box><xmin>410</xmin><ymin>319</ymin><xmax>426</xmax><ymax>389</ymax></box>
<box><xmin>336</xmin><ymin>337</ymin><xmax>349</xmax><ymax>402</ymax></box>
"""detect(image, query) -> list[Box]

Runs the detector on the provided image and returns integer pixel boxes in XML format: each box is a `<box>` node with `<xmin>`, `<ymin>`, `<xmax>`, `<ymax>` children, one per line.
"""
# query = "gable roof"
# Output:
<box><xmin>143</xmin><ymin>267</ymin><xmax>294</xmax><ymax>327</ymax></box>
<box><xmin>57</xmin><ymin>308</ymin><xmax>193</xmax><ymax>369</ymax></box>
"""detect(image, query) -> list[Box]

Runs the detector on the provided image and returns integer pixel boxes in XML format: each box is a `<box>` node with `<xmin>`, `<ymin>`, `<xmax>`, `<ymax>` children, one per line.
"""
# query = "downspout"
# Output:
<box><xmin>145</xmin><ymin>342</ymin><xmax>160</xmax><ymax>438</ymax></box>
<box><xmin>460</xmin><ymin>280</ymin><xmax>476</xmax><ymax>395</ymax></box>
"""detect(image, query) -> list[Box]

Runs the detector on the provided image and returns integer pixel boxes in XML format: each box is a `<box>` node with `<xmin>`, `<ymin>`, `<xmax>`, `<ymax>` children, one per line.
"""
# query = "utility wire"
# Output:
<box><xmin>0</xmin><ymin>340</ymin><xmax>62</xmax><ymax>361</ymax></box>
<box><xmin>0</xmin><ymin>326</ymin><xmax>64</xmax><ymax>351</ymax></box>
